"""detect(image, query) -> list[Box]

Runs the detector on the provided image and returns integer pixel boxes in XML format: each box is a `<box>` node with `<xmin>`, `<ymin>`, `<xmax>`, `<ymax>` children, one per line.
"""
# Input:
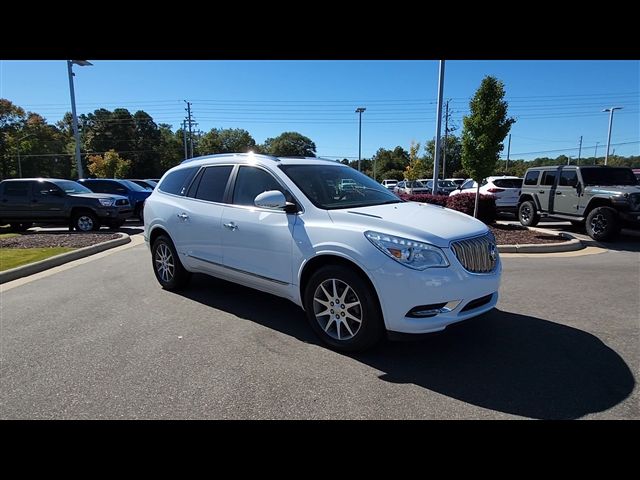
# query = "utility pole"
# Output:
<box><xmin>432</xmin><ymin>61</ymin><xmax>445</xmax><ymax>195</ymax></box>
<box><xmin>577</xmin><ymin>135</ymin><xmax>582</xmax><ymax>165</ymax></box>
<box><xmin>67</xmin><ymin>60</ymin><xmax>92</xmax><ymax>178</ymax></box>
<box><xmin>603</xmin><ymin>106</ymin><xmax>623</xmax><ymax>166</ymax></box>
<box><xmin>505</xmin><ymin>133</ymin><xmax>511</xmax><ymax>173</ymax></box>
<box><xmin>182</xmin><ymin>120</ymin><xmax>188</xmax><ymax>160</ymax></box>
<box><xmin>442</xmin><ymin>100</ymin><xmax>449</xmax><ymax>179</ymax></box>
<box><xmin>184</xmin><ymin>100</ymin><xmax>194</xmax><ymax>158</ymax></box>
<box><xmin>355</xmin><ymin>107</ymin><xmax>366</xmax><ymax>172</ymax></box>
<box><xmin>594</xmin><ymin>142</ymin><xmax>599</xmax><ymax>163</ymax></box>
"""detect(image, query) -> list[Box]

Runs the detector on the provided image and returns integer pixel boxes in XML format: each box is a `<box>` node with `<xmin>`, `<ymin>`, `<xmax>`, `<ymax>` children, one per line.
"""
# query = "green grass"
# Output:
<box><xmin>0</xmin><ymin>233</ymin><xmax>20</xmax><ymax>239</ymax></box>
<box><xmin>0</xmin><ymin>247</ymin><xmax>75</xmax><ymax>271</ymax></box>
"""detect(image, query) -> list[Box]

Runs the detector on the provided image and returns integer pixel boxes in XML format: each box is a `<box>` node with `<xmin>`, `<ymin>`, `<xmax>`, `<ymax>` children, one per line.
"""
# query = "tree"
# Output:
<box><xmin>87</xmin><ymin>149</ymin><xmax>131</xmax><ymax>178</ymax></box>
<box><xmin>262</xmin><ymin>132</ymin><xmax>316</xmax><ymax>157</ymax></box>
<box><xmin>425</xmin><ymin>134</ymin><xmax>463</xmax><ymax>178</ymax></box>
<box><xmin>371</xmin><ymin>146</ymin><xmax>410</xmax><ymax>180</ymax></box>
<box><xmin>404</xmin><ymin>141</ymin><xmax>426</xmax><ymax>181</ymax></box>
<box><xmin>461</xmin><ymin>76</ymin><xmax>515</xmax><ymax>217</ymax></box>
<box><xmin>198</xmin><ymin>128</ymin><xmax>256</xmax><ymax>155</ymax></box>
<box><xmin>0</xmin><ymin>99</ymin><xmax>27</xmax><ymax>179</ymax></box>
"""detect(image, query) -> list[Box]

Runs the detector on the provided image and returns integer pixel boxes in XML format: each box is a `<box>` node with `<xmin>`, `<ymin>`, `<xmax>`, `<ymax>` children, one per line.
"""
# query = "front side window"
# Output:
<box><xmin>280</xmin><ymin>164</ymin><xmax>400</xmax><ymax>210</ymax></box>
<box><xmin>52</xmin><ymin>180</ymin><xmax>92</xmax><ymax>194</ymax></box>
<box><xmin>461</xmin><ymin>180</ymin><xmax>476</xmax><ymax>189</ymax></box>
<box><xmin>194</xmin><ymin>166</ymin><xmax>233</xmax><ymax>203</ymax></box>
<box><xmin>232</xmin><ymin>166</ymin><xmax>284</xmax><ymax>206</ymax></box>
<box><xmin>559</xmin><ymin>170</ymin><xmax>578</xmax><ymax>187</ymax></box>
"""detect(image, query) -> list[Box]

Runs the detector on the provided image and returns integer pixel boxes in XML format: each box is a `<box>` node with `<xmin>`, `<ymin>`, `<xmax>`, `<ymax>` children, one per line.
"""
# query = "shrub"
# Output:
<box><xmin>446</xmin><ymin>193</ymin><xmax>496</xmax><ymax>224</ymax></box>
<box><xmin>400</xmin><ymin>193</ymin><xmax>448</xmax><ymax>207</ymax></box>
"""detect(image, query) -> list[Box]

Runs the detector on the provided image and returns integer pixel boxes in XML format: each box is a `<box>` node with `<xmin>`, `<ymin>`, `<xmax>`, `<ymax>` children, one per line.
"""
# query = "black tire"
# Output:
<box><xmin>518</xmin><ymin>200</ymin><xmax>539</xmax><ymax>227</ymax></box>
<box><xmin>72</xmin><ymin>211</ymin><xmax>100</xmax><ymax>232</ymax></box>
<box><xmin>586</xmin><ymin>206</ymin><xmax>619</xmax><ymax>241</ymax></box>
<box><xmin>9</xmin><ymin>222</ymin><xmax>32</xmax><ymax>232</ymax></box>
<box><xmin>135</xmin><ymin>203</ymin><xmax>144</xmax><ymax>222</ymax></box>
<box><xmin>303</xmin><ymin>265</ymin><xmax>384</xmax><ymax>352</ymax></box>
<box><xmin>151</xmin><ymin>235</ymin><xmax>191</xmax><ymax>290</ymax></box>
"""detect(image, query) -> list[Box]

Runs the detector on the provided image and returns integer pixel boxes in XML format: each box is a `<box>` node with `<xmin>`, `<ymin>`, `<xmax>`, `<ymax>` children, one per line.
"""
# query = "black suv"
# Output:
<box><xmin>0</xmin><ymin>178</ymin><xmax>133</xmax><ymax>232</ymax></box>
<box><xmin>518</xmin><ymin>165</ymin><xmax>640</xmax><ymax>241</ymax></box>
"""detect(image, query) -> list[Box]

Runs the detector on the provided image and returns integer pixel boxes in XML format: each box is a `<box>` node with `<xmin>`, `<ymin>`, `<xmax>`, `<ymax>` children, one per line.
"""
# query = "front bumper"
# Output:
<box><xmin>367</xmin><ymin>248</ymin><xmax>501</xmax><ymax>335</ymax></box>
<box><xmin>96</xmin><ymin>206</ymin><xmax>134</xmax><ymax>221</ymax></box>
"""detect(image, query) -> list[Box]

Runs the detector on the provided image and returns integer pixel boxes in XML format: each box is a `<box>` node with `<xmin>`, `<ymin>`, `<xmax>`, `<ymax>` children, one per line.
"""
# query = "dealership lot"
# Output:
<box><xmin>0</xmin><ymin>226</ymin><xmax>637</xmax><ymax>419</ymax></box>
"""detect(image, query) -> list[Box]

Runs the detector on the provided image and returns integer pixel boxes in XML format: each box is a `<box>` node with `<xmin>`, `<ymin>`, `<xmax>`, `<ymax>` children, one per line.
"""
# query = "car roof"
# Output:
<box><xmin>486</xmin><ymin>176</ymin><xmax>521</xmax><ymax>181</ymax></box>
<box><xmin>178</xmin><ymin>153</ymin><xmax>344</xmax><ymax>169</ymax></box>
<box><xmin>0</xmin><ymin>177</ymin><xmax>71</xmax><ymax>183</ymax></box>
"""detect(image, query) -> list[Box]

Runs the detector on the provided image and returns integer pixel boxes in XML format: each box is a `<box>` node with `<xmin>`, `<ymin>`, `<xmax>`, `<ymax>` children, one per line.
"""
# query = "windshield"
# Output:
<box><xmin>119</xmin><ymin>180</ymin><xmax>149</xmax><ymax>192</ymax></box>
<box><xmin>580</xmin><ymin>168</ymin><xmax>637</xmax><ymax>186</ymax></box>
<box><xmin>52</xmin><ymin>180</ymin><xmax>92</xmax><ymax>194</ymax></box>
<box><xmin>439</xmin><ymin>180</ymin><xmax>456</xmax><ymax>188</ymax></box>
<box><xmin>280</xmin><ymin>164</ymin><xmax>401</xmax><ymax>210</ymax></box>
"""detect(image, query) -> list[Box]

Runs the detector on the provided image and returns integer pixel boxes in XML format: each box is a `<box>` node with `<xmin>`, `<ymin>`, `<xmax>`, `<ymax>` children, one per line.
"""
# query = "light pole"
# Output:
<box><xmin>432</xmin><ymin>60</ymin><xmax>445</xmax><ymax>196</ymax></box>
<box><xmin>355</xmin><ymin>107</ymin><xmax>366</xmax><ymax>172</ymax></box>
<box><xmin>67</xmin><ymin>60</ymin><xmax>92</xmax><ymax>179</ymax></box>
<box><xmin>603</xmin><ymin>107</ymin><xmax>622</xmax><ymax>166</ymax></box>
<box><xmin>16</xmin><ymin>133</ymin><xmax>34</xmax><ymax>178</ymax></box>
<box><xmin>594</xmin><ymin>141</ymin><xmax>599</xmax><ymax>162</ymax></box>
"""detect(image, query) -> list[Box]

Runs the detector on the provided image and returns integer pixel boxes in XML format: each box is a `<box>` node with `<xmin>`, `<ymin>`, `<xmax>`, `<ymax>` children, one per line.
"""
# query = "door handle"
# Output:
<box><xmin>538</xmin><ymin>190</ymin><xmax>545</xmax><ymax>194</ymax></box>
<box><xmin>223</xmin><ymin>222</ymin><xmax>238</xmax><ymax>231</ymax></box>
<box><xmin>555</xmin><ymin>191</ymin><xmax>562</xmax><ymax>195</ymax></box>
<box><xmin>177</xmin><ymin>212</ymin><xmax>189</xmax><ymax>220</ymax></box>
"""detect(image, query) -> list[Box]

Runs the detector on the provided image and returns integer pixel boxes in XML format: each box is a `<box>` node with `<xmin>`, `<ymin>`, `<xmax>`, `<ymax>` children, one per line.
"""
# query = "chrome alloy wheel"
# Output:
<box><xmin>590</xmin><ymin>213</ymin><xmax>608</xmax><ymax>235</ymax></box>
<box><xmin>313</xmin><ymin>278</ymin><xmax>363</xmax><ymax>341</ymax></box>
<box><xmin>520</xmin><ymin>204</ymin><xmax>532</xmax><ymax>222</ymax></box>
<box><xmin>155</xmin><ymin>243</ymin><xmax>175</xmax><ymax>283</ymax></box>
<box><xmin>77</xmin><ymin>215</ymin><xmax>94</xmax><ymax>231</ymax></box>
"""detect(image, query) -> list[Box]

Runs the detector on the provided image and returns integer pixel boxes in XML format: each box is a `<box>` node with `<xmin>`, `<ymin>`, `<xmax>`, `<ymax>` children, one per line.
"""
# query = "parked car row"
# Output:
<box><xmin>449</xmin><ymin>176</ymin><xmax>523</xmax><ymax>213</ymax></box>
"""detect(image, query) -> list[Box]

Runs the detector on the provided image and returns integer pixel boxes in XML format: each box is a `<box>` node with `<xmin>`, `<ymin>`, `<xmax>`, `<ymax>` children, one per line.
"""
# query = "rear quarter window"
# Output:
<box><xmin>158</xmin><ymin>167</ymin><xmax>199</xmax><ymax>196</ymax></box>
<box><xmin>524</xmin><ymin>171</ymin><xmax>540</xmax><ymax>186</ymax></box>
<box><xmin>494</xmin><ymin>178</ymin><xmax>523</xmax><ymax>188</ymax></box>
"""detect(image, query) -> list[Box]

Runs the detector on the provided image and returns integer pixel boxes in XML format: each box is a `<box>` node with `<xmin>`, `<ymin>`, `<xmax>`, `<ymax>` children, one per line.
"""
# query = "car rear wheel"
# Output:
<box><xmin>586</xmin><ymin>207</ymin><xmax>619</xmax><ymax>241</ymax></box>
<box><xmin>303</xmin><ymin>265</ymin><xmax>384</xmax><ymax>352</ymax></box>
<box><xmin>518</xmin><ymin>200</ymin><xmax>539</xmax><ymax>227</ymax></box>
<box><xmin>151</xmin><ymin>235</ymin><xmax>191</xmax><ymax>290</ymax></box>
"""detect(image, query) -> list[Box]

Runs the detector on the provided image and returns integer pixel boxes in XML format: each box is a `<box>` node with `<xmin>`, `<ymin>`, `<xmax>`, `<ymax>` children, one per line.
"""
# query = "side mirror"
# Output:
<box><xmin>254</xmin><ymin>190</ymin><xmax>297</xmax><ymax>212</ymax></box>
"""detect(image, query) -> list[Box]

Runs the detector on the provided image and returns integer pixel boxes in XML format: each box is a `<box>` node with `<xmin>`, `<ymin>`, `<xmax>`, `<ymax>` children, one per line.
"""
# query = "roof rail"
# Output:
<box><xmin>180</xmin><ymin>152</ymin><xmax>280</xmax><ymax>165</ymax></box>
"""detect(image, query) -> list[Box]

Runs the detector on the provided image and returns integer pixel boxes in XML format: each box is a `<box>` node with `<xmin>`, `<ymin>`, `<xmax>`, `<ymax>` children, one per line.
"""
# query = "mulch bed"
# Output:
<box><xmin>489</xmin><ymin>223</ymin><xmax>568</xmax><ymax>245</ymax></box>
<box><xmin>0</xmin><ymin>232</ymin><xmax>121</xmax><ymax>249</ymax></box>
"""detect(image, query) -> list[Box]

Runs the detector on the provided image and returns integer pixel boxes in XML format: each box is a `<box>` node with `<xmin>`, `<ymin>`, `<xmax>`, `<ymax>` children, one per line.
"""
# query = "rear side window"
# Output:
<box><xmin>541</xmin><ymin>171</ymin><xmax>556</xmax><ymax>186</ymax></box>
<box><xmin>2</xmin><ymin>181</ymin><xmax>31</xmax><ymax>196</ymax></box>
<box><xmin>194</xmin><ymin>166</ymin><xmax>233</xmax><ymax>203</ymax></box>
<box><xmin>232</xmin><ymin>166</ymin><xmax>283</xmax><ymax>206</ymax></box>
<box><xmin>524</xmin><ymin>171</ymin><xmax>540</xmax><ymax>186</ymax></box>
<box><xmin>493</xmin><ymin>178</ymin><xmax>522</xmax><ymax>188</ymax></box>
<box><xmin>158</xmin><ymin>167</ymin><xmax>198</xmax><ymax>196</ymax></box>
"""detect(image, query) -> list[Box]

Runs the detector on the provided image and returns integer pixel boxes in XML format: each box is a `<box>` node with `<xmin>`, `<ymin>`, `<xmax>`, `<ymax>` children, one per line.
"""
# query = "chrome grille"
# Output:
<box><xmin>451</xmin><ymin>233</ymin><xmax>497</xmax><ymax>274</ymax></box>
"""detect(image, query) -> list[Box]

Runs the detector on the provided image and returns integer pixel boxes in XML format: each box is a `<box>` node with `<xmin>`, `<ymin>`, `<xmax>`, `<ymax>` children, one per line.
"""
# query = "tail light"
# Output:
<box><xmin>487</xmin><ymin>188</ymin><xmax>505</xmax><ymax>193</ymax></box>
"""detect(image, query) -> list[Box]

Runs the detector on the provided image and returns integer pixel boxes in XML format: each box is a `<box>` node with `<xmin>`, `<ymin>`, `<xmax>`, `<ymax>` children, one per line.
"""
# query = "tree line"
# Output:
<box><xmin>2</xmin><ymin>95</ymin><xmax>637</xmax><ymax>182</ymax></box>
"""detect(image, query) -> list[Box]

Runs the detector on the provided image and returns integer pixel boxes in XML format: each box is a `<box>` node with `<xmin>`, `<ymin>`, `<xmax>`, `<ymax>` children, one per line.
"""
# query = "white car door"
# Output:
<box><xmin>178</xmin><ymin>165</ymin><xmax>234</xmax><ymax>271</ymax></box>
<box><xmin>220</xmin><ymin>165</ymin><xmax>296</xmax><ymax>293</ymax></box>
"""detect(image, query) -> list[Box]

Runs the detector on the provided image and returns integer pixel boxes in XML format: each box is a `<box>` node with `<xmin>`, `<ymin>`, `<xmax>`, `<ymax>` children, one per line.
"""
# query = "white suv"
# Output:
<box><xmin>144</xmin><ymin>153</ymin><xmax>501</xmax><ymax>351</ymax></box>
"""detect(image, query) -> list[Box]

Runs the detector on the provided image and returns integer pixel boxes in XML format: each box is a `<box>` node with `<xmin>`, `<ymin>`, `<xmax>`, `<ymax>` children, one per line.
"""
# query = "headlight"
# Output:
<box><xmin>98</xmin><ymin>198</ymin><xmax>115</xmax><ymax>207</ymax></box>
<box><xmin>365</xmin><ymin>231</ymin><xmax>449</xmax><ymax>270</ymax></box>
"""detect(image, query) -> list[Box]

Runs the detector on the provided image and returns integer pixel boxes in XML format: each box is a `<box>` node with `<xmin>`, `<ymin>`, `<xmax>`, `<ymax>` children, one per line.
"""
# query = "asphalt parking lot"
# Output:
<box><xmin>1</xmin><ymin>221</ymin><xmax>638</xmax><ymax>419</ymax></box>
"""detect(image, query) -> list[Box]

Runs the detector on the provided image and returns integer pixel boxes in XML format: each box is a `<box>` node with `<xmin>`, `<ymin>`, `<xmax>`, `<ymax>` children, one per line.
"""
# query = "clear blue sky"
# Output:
<box><xmin>1</xmin><ymin>60</ymin><xmax>638</xmax><ymax>161</ymax></box>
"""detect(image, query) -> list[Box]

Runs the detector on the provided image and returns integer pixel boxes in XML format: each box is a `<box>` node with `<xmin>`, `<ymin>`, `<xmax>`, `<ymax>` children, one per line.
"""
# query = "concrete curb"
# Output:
<box><xmin>0</xmin><ymin>233</ymin><xmax>131</xmax><ymax>284</ymax></box>
<box><xmin>498</xmin><ymin>228</ymin><xmax>583</xmax><ymax>254</ymax></box>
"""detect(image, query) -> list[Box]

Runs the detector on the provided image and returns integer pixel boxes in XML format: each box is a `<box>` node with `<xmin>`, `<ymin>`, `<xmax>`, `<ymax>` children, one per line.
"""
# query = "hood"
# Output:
<box><xmin>586</xmin><ymin>185</ymin><xmax>640</xmax><ymax>195</ymax></box>
<box><xmin>327</xmin><ymin>201</ymin><xmax>488</xmax><ymax>248</ymax></box>
<box><xmin>69</xmin><ymin>192</ymin><xmax>129</xmax><ymax>201</ymax></box>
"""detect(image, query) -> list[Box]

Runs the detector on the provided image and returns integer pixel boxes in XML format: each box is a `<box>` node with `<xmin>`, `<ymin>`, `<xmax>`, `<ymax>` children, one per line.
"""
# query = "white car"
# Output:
<box><xmin>381</xmin><ymin>179</ymin><xmax>398</xmax><ymax>190</ymax></box>
<box><xmin>449</xmin><ymin>176</ymin><xmax>523</xmax><ymax>212</ymax></box>
<box><xmin>393</xmin><ymin>180</ymin><xmax>431</xmax><ymax>195</ymax></box>
<box><xmin>144</xmin><ymin>153</ymin><xmax>501</xmax><ymax>351</ymax></box>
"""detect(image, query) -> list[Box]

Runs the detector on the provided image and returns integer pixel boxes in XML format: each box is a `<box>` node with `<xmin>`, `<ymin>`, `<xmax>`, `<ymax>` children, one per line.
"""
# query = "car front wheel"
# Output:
<box><xmin>586</xmin><ymin>207</ymin><xmax>619</xmax><ymax>241</ymax></box>
<box><xmin>151</xmin><ymin>235</ymin><xmax>191</xmax><ymax>290</ymax></box>
<box><xmin>72</xmin><ymin>212</ymin><xmax>100</xmax><ymax>232</ymax></box>
<box><xmin>303</xmin><ymin>265</ymin><xmax>384</xmax><ymax>352</ymax></box>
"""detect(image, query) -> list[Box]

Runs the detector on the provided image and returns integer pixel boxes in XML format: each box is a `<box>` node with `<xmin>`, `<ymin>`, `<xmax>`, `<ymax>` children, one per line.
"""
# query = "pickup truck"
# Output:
<box><xmin>0</xmin><ymin>178</ymin><xmax>133</xmax><ymax>232</ymax></box>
